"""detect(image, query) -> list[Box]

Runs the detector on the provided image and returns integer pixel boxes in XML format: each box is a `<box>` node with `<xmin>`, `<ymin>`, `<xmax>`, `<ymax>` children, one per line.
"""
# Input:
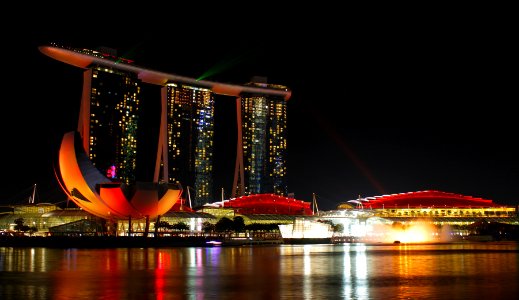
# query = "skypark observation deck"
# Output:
<box><xmin>39</xmin><ymin>44</ymin><xmax>292</xmax><ymax>100</ymax></box>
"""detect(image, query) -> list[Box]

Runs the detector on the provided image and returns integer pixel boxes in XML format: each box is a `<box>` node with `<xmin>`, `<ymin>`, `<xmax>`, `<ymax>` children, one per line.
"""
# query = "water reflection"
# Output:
<box><xmin>1</xmin><ymin>242</ymin><xmax>518</xmax><ymax>299</ymax></box>
<box><xmin>339</xmin><ymin>244</ymin><xmax>369</xmax><ymax>299</ymax></box>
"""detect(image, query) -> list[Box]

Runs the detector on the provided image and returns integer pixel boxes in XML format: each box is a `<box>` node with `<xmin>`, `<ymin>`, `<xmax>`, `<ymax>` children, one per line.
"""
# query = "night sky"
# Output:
<box><xmin>1</xmin><ymin>9</ymin><xmax>516</xmax><ymax>210</ymax></box>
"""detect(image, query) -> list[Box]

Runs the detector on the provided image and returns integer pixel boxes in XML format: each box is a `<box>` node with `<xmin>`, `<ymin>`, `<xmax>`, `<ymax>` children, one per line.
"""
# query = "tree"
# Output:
<box><xmin>172</xmin><ymin>222</ymin><xmax>189</xmax><ymax>231</ymax></box>
<box><xmin>215</xmin><ymin>217</ymin><xmax>234</xmax><ymax>232</ymax></box>
<box><xmin>28</xmin><ymin>226</ymin><xmax>38</xmax><ymax>236</ymax></box>
<box><xmin>233</xmin><ymin>216</ymin><xmax>246</xmax><ymax>232</ymax></box>
<box><xmin>14</xmin><ymin>218</ymin><xmax>29</xmax><ymax>233</ymax></box>
<box><xmin>332</xmin><ymin>223</ymin><xmax>344</xmax><ymax>233</ymax></box>
<box><xmin>14</xmin><ymin>218</ymin><xmax>25</xmax><ymax>232</ymax></box>
<box><xmin>155</xmin><ymin>221</ymin><xmax>171</xmax><ymax>231</ymax></box>
<box><xmin>202</xmin><ymin>221</ymin><xmax>215</xmax><ymax>233</ymax></box>
<box><xmin>14</xmin><ymin>218</ymin><xmax>23</xmax><ymax>231</ymax></box>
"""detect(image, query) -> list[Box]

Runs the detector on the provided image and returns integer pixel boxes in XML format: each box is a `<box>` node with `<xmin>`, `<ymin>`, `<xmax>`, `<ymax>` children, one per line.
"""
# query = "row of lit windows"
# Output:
<box><xmin>374</xmin><ymin>208</ymin><xmax>516</xmax><ymax>217</ymax></box>
<box><xmin>239</xmin><ymin>95</ymin><xmax>287</xmax><ymax>195</ymax></box>
<box><xmin>165</xmin><ymin>85</ymin><xmax>215</xmax><ymax>201</ymax></box>
<box><xmin>88</xmin><ymin>70</ymin><xmax>140</xmax><ymax>184</ymax></box>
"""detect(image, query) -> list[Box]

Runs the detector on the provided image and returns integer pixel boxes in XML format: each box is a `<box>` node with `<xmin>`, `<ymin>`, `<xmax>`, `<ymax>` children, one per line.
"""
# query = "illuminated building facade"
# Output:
<box><xmin>233</xmin><ymin>77</ymin><xmax>288</xmax><ymax>197</ymax></box>
<box><xmin>158</xmin><ymin>83</ymin><xmax>215</xmax><ymax>207</ymax></box>
<box><xmin>77</xmin><ymin>53</ymin><xmax>140</xmax><ymax>185</ymax></box>
<box><xmin>335</xmin><ymin>190</ymin><xmax>517</xmax><ymax>222</ymax></box>
<box><xmin>40</xmin><ymin>44</ymin><xmax>292</xmax><ymax>220</ymax></box>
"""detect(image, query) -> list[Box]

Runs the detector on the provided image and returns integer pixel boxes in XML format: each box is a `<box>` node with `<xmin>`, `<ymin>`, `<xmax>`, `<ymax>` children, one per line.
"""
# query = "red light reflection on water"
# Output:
<box><xmin>155</xmin><ymin>251</ymin><xmax>171</xmax><ymax>300</ymax></box>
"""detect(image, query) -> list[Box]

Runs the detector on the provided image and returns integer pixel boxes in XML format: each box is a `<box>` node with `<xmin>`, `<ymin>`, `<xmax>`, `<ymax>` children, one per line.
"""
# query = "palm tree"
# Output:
<box><xmin>13</xmin><ymin>218</ymin><xmax>31</xmax><ymax>235</ymax></box>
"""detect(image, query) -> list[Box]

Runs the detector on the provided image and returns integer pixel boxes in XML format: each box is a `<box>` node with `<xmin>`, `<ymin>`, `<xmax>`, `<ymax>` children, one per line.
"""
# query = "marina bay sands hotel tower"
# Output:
<box><xmin>40</xmin><ymin>44</ymin><xmax>292</xmax><ymax>208</ymax></box>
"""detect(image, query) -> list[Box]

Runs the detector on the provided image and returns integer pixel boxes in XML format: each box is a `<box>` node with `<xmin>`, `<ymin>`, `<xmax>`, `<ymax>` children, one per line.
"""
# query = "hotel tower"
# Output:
<box><xmin>232</xmin><ymin>77</ymin><xmax>289</xmax><ymax>197</ymax></box>
<box><xmin>76</xmin><ymin>47</ymin><xmax>141</xmax><ymax>185</ymax></box>
<box><xmin>156</xmin><ymin>83</ymin><xmax>215</xmax><ymax>207</ymax></box>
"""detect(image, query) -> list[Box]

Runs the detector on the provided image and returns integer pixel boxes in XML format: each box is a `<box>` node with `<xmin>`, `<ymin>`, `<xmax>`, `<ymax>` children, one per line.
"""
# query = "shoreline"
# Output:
<box><xmin>0</xmin><ymin>236</ymin><xmax>285</xmax><ymax>248</ymax></box>
<box><xmin>0</xmin><ymin>236</ymin><xmax>210</xmax><ymax>248</ymax></box>
<box><xmin>2</xmin><ymin>236</ymin><xmax>518</xmax><ymax>249</ymax></box>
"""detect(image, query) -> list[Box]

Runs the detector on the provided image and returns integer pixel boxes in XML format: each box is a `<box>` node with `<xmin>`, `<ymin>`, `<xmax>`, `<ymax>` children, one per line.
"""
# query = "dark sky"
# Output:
<box><xmin>1</xmin><ymin>8</ymin><xmax>516</xmax><ymax>210</ymax></box>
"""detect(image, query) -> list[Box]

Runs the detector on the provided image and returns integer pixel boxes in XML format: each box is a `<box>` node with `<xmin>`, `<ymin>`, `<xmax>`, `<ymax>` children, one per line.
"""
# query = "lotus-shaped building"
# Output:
<box><xmin>57</xmin><ymin>131</ymin><xmax>182</xmax><ymax>220</ymax></box>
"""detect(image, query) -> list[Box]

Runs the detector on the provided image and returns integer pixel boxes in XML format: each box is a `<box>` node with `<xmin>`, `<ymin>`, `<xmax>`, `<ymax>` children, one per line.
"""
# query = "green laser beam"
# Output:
<box><xmin>197</xmin><ymin>48</ymin><xmax>257</xmax><ymax>81</ymax></box>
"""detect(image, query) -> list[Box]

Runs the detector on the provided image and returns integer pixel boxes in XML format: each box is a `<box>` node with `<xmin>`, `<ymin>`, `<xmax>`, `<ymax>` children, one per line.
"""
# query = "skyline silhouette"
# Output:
<box><xmin>2</xmin><ymin>13</ymin><xmax>516</xmax><ymax>210</ymax></box>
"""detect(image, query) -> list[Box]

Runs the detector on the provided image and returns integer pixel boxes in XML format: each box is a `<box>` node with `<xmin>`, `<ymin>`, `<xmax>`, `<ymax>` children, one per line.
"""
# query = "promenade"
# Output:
<box><xmin>0</xmin><ymin>234</ymin><xmax>284</xmax><ymax>248</ymax></box>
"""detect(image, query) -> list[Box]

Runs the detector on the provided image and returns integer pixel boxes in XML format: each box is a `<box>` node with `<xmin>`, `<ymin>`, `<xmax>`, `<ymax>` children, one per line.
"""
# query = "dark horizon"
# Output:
<box><xmin>2</xmin><ymin>15</ymin><xmax>517</xmax><ymax>211</ymax></box>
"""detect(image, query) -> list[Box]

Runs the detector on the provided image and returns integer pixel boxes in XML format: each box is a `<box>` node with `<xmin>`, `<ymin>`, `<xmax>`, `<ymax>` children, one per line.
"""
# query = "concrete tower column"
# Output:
<box><xmin>154</xmin><ymin>86</ymin><xmax>169</xmax><ymax>182</ymax></box>
<box><xmin>78</xmin><ymin>69</ymin><xmax>93</xmax><ymax>154</ymax></box>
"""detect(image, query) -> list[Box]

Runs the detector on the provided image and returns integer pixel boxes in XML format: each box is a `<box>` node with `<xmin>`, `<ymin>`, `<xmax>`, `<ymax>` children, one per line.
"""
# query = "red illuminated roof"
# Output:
<box><xmin>169</xmin><ymin>199</ymin><xmax>195</xmax><ymax>212</ymax></box>
<box><xmin>204</xmin><ymin>194</ymin><xmax>313</xmax><ymax>215</ymax></box>
<box><xmin>346</xmin><ymin>190</ymin><xmax>503</xmax><ymax>209</ymax></box>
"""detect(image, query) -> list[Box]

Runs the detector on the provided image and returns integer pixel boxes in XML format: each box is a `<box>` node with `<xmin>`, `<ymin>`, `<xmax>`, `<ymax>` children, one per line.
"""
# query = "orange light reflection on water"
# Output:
<box><xmin>370</xmin><ymin>222</ymin><xmax>452</xmax><ymax>243</ymax></box>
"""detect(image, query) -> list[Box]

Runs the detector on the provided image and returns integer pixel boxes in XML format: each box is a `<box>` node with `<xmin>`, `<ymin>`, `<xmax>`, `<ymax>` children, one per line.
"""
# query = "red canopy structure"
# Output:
<box><xmin>346</xmin><ymin>190</ymin><xmax>501</xmax><ymax>209</ymax></box>
<box><xmin>205</xmin><ymin>194</ymin><xmax>313</xmax><ymax>215</ymax></box>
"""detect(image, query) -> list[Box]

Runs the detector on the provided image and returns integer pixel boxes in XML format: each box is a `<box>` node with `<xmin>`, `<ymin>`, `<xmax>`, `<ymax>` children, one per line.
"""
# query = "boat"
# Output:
<box><xmin>278</xmin><ymin>217</ymin><xmax>334</xmax><ymax>244</ymax></box>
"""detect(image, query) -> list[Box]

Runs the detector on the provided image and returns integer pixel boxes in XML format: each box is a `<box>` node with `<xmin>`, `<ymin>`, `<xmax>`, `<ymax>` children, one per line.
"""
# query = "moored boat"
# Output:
<box><xmin>278</xmin><ymin>217</ymin><xmax>334</xmax><ymax>244</ymax></box>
